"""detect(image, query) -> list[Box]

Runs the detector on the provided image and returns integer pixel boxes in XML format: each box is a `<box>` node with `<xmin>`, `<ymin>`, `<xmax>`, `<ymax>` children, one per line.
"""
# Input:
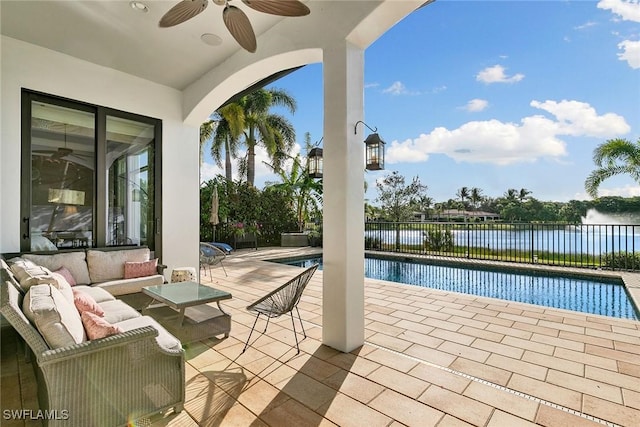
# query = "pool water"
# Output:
<box><xmin>274</xmin><ymin>256</ymin><xmax>639</xmax><ymax>320</ymax></box>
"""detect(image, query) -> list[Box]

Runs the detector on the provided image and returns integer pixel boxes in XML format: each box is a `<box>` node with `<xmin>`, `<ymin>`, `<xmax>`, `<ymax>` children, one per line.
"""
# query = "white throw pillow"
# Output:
<box><xmin>23</xmin><ymin>284</ymin><xmax>86</xmax><ymax>348</ymax></box>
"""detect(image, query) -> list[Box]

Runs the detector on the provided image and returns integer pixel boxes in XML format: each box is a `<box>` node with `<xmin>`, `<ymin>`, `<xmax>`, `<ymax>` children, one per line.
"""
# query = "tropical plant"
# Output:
<box><xmin>585</xmin><ymin>138</ymin><xmax>640</xmax><ymax>198</ymax></box>
<box><xmin>264</xmin><ymin>136</ymin><xmax>323</xmax><ymax>232</ymax></box>
<box><xmin>237</xmin><ymin>88</ymin><xmax>297</xmax><ymax>185</ymax></box>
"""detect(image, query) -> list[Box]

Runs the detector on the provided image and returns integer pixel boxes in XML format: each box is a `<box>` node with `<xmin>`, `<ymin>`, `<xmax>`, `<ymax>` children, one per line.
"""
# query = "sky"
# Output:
<box><xmin>201</xmin><ymin>0</ymin><xmax>640</xmax><ymax>205</ymax></box>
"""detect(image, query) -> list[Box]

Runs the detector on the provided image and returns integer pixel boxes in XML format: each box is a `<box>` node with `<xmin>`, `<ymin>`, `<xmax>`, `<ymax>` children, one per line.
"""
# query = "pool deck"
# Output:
<box><xmin>2</xmin><ymin>247</ymin><xmax>640</xmax><ymax>426</ymax></box>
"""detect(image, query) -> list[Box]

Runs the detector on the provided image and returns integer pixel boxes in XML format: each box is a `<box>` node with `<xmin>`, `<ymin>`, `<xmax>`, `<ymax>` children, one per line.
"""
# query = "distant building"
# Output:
<box><xmin>414</xmin><ymin>209</ymin><xmax>500</xmax><ymax>222</ymax></box>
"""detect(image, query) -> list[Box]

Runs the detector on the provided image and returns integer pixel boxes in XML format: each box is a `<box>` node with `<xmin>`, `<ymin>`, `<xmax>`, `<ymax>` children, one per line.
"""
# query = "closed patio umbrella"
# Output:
<box><xmin>210</xmin><ymin>186</ymin><xmax>219</xmax><ymax>240</ymax></box>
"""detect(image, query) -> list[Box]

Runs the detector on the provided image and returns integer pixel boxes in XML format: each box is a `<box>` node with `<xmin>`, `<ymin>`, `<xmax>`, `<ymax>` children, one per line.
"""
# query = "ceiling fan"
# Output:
<box><xmin>159</xmin><ymin>0</ymin><xmax>310</xmax><ymax>53</ymax></box>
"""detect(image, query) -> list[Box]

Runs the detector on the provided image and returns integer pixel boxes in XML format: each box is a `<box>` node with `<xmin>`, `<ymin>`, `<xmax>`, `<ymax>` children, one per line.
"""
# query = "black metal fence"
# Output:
<box><xmin>364</xmin><ymin>221</ymin><xmax>640</xmax><ymax>271</ymax></box>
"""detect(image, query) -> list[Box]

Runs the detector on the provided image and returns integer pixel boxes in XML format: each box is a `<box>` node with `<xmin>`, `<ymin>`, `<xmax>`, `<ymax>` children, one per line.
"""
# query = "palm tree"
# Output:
<box><xmin>518</xmin><ymin>188</ymin><xmax>531</xmax><ymax>202</ymax></box>
<box><xmin>504</xmin><ymin>188</ymin><xmax>519</xmax><ymax>201</ymax></box>
<box><xmin>585</xmin><ymin>138</ymin><xmax>640</xmax><ymax>198</ymax></box>
<box><xmin>456</xmin><ymin>186</ymin><xmax>470</xmax><ymax>208</ymax></box>
<box><xmin>470</xmin><ymin>187</ymin><xmax>484</xmax><ymax>211</ymax></box>
<box><xmin>203</xmin><ymin>103</ymin><xmax>245</xmax><ymax>181</ymax></box>
<box><xmin>238</xmin><ymin>88</ymin><xmax>297</xmax><ymax>186</ymax></box>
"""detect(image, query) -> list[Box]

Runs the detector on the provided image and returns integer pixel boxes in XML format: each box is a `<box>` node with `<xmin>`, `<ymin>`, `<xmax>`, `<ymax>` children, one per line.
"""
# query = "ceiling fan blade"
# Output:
<box><xmin>223</xmin><ymin>5</ymin><xmax>257</xmax><ymax>53</ymax></box>
<box><xmin>242</xmin><ymin>0</ymin><xmax>310</xmax><ymax>17</ymax></box>
<box><xmin>159</xmin><ymin>0</ymin><xmax>209</xmax><ymax>28</ymax></box>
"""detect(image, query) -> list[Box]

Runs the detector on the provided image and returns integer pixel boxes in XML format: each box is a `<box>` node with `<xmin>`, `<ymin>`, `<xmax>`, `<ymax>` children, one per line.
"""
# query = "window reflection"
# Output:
<box><xmin>30</xmin><ymin>102</ymin><xmax>94</xmax><ymax>250</ymax></box>
<box><xmin>106</xmin><ymin>116</ymin><xmax>155</xmax><ymax>248</ymax></box>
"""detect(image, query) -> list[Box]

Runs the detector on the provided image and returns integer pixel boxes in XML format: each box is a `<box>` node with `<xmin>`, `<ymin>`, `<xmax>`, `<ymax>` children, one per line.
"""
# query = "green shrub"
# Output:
<box><xmin>423</xmin><ymin>229</ymin><xmax>454</xmax><ymax>252</ymax></box>
<box><xmin>601</xmin><ymin>251</ymin><xmax>640</xmax><ymax>270</ymax></box>
<box><xmin>364</xmin><ymin>236</ymin><xmax>382</xmax><ymax>250</ymax></box>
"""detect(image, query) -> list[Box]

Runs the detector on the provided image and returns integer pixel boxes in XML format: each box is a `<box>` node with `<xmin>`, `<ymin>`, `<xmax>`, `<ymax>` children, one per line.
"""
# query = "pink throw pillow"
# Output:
<box><xmin>81</xmin><ymin>311</ymin><xmax>122</xmax><ymax>340</ymax></box>
<box><xmin>123</xmin><ymin>258</ymin><xmax>158</xmax><ymax>279</ymax></box>
<box><xmin>55</xmin><ymin>266</ymin><xmax>76</xmax><ymax>286</ymax></box>
<box><xmin>72</xmin><ymin>288</ymin><xmax>105</xmax><ymax>317</ymax></box>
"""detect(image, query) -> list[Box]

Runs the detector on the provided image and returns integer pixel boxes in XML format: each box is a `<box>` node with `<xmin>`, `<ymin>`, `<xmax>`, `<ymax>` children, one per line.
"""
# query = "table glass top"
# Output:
<box><xmin>144</xmin><ymin>281</ymin><xmax>231</xmax><ymax>306</ymax></box>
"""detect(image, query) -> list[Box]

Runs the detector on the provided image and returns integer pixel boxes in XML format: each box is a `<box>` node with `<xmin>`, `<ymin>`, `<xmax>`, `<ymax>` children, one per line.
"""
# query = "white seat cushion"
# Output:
<box><xmin>114</xmin><ymin>316</ymin><xmax>182</xmax><ymax>352</ymax></box>
<box><xmin>99</xmin><ymin>300</ymin><xmax>142</xmax><ymax>324</ymax></box>
<box><xmin>72</xmin><ymin>285</ymin><xmax>116</xmax><ymax>303</ymax></box>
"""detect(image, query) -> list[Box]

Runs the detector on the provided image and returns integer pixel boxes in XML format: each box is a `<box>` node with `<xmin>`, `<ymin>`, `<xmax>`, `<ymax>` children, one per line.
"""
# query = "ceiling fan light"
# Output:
<box><xmin>201</xmin><ymin>33</ymin><xmax>223</xmax><ymax>46</ymax></box>
<box><xmin>129</xmin><ymin>1</ymin><xmax>149</xmax><ymax>12</ymax></box>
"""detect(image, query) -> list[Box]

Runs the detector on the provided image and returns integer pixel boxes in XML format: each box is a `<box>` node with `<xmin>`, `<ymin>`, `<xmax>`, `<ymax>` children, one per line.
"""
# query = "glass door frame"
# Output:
<box><xmin>20</xmin><ymin>89</ymin><xmax>162</xmax><ymax>257</ymax></box>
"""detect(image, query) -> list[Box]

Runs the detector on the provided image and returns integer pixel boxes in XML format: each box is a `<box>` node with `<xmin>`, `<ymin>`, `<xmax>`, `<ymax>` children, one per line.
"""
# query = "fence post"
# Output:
<box><xmin>530</xmin><ymin>223</ymin><xmax>535</xmax><ymax>263</ymax></box>
<box><xmin>466</xmin><ymin>222</ymin><xmax>470</xmax><ymax>258</ymax></box>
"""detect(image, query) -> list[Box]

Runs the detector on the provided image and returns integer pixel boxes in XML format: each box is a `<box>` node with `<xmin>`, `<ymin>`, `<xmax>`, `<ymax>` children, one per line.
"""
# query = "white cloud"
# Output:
<box><xmin>476</xmin><ymin>65</ymin><xmax>525</xmax><ymax>84</ymax></box>
<box><xmin>617</xmin><ymin>39</ymin><xmax>640</xmax><ymax>68</ymax></box>
<box><xmin>386</xmin><ymin>100</ymin><xmax>630</xmax><ymax>166</ymax></box>
<box><xmin>383</xmin><ymin>81</ymin><xmax>409</xmax><ymax>95</ymax></box>
<box><xmin>575</xmin><ymin>185</ymin><xmax>640</xmax><ymax>200</ymax></box>
<box><xmin>200</xmin><ymin>162</ymin><xmax>223</xmax><ymax>184</ymax></box>
<box><xmin>201</xmin><ymin>143</ymin><xmax>288</xmax><ymax>187</ymax></box>
<box><xmin>365</xmin><ymin>82</ymin><xmax>380</xmax><ymax>89</ymax></box>
<box><xmin>574</xmin><ymin>21</ymin><xmax>598</xmax><ymax>30</ymax></box>
<box><xmin>597</xmin><ymin>0</ymin><xmax>640</xmax><ymax>22</ymax></box>
<box><xmin>463</xmin><ymin>98</ymin><xmax>489</xmax><ymax>112</ymax></box>
<box><xmin>382</xmin><ymin>81</ymin><xmax>422</xmax><ymax>96</ymax></box>
<box><xmin>530</xmin><ymin>100</ymin><xmax>630</xmax><ymax>137</ymax></box>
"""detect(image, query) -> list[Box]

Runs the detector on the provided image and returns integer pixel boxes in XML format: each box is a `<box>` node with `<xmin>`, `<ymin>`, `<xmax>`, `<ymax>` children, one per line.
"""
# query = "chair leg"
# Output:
<box><xmin>242</xmin><ymin>313</ymin><xmax>261</xmax><ymax>353</ymax></box>
<box><xmin>295</xmin><ymin>306</ymin><xmax>306</xmax><ymax>339</ymax></box>
<box><xmin>220</xmin><ymin>260</ymin><xmax>228</xmax><ymax>277</ymax></box>
<box><xmin>290</xmin><ymin>311</ymin><xmax>300</xmax><ymax>354</ymax></box>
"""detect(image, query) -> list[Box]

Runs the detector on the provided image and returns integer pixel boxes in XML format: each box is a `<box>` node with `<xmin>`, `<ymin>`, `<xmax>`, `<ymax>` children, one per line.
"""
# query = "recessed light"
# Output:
<box><xmin>129</xmin><ymin>1</ymin><xmax>149</xmax><ymax>13</ymax></box>
<box><xmin>201</xmin><ymin>33</ymin><xmax>223</xmax><ymax>46</ymax></box>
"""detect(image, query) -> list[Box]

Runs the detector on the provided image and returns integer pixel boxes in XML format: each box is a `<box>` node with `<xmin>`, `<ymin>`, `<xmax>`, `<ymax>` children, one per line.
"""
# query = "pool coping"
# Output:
<box><xmin>261</xmin><ymin>248</ymin><xmax>640</xmax><ymax>321</ymax></box>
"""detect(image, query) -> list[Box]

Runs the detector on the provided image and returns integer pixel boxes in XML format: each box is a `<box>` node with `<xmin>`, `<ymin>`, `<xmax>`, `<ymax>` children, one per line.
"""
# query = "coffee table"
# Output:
<box><xmin>142</xmin><ymin>281</ymin><xmax>232</xmax><ymax>344</ymax></box>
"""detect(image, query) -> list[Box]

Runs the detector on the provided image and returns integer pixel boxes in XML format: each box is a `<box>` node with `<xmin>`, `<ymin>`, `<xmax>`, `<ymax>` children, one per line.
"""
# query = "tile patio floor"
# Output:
<box><xmin>2</xmin><ymin>247</ymin><xmax>640</xmax><ymax>426</ymax></box>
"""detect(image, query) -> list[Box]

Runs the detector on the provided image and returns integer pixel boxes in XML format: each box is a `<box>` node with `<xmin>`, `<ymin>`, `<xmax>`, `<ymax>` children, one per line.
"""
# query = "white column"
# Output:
<box><xmin>321</xmin><ymin>40</ymin><xmax>365</xmax><ymax>352</ymax></box>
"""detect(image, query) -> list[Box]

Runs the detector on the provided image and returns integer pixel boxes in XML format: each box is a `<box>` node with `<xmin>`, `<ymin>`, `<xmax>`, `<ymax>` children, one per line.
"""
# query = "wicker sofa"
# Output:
<box><xmin>3</xmin><ymin>247</ymin><xmax>166</xmax><ymax>310</ymax></box>
<box><xmin>0</xmin><ymin>252</ymin><xmax>185</xmax><ymax>426</ymax></box>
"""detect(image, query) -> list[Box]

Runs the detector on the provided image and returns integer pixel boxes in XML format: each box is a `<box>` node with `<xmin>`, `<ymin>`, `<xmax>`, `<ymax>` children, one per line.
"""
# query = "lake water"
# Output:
<box><xmin>365</xmin><ymin>226</ymin><xmax>640</xmax><ymax>255</ymax></box>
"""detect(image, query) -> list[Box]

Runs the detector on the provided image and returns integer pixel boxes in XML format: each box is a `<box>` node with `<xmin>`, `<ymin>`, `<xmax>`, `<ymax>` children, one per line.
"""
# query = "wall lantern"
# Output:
<box><xmin>355</xmin><ymin>121</ymin><xmax>385</xmax><ymax>170</ymax></box>
<box><xmin>307</xmin><ymin>147</ymin><xmax>323</xmax><ymax>179</ymax></box>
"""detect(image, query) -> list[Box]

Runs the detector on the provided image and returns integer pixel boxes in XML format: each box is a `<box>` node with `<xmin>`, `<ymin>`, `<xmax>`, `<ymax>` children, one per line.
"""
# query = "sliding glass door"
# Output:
<box><xmin>106</xmin><ymin>115</ymin><xmax>156</xmax><ymax>248</ymax></box>
<box><xmin>21</xmin><ymin>91</ymin><xmax>162</xmax><ymax>255</ymax></box>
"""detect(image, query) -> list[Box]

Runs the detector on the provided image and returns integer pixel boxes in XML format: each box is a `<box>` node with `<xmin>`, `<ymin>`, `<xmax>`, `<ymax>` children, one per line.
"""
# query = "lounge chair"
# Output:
<box><xmin>242</xmin><ymin>264</ymin><xmax>319</xmax><ymax>354</ymax></box>
<box><xmin>199</xmin><ymin>242</ymin><xmax>228</xmax><ymax>277</ymax></box>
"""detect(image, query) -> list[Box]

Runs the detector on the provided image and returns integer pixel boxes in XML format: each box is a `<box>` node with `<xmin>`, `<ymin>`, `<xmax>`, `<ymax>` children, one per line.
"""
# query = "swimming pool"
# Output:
<box><xmin>272</xmin><ymin>256</ymin><xmax>639</xmax><ymax>320</ymax></box>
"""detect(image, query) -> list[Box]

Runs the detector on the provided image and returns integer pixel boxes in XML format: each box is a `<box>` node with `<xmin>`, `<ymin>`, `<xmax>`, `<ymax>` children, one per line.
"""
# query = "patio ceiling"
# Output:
<box><xmin>0</xmin><ymin>1</ymin><xmax>393</xmax><ymax>91</ymax></box>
